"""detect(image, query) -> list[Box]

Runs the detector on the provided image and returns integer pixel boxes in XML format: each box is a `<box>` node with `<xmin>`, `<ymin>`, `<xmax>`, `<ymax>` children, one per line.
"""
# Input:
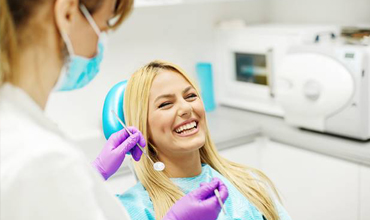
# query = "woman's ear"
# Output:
<box><xmin>54</xmin><ymin>0</ymin><xmax>79</xmax><ymax>35</ymax></box>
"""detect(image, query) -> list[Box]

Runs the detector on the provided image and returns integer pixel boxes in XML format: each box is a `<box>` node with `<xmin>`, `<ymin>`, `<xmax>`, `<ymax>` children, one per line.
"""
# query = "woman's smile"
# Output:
<box><xmin>173</xmin><ymin>120</ymin><xmax>199</xmax><ymax>137</ymax></box>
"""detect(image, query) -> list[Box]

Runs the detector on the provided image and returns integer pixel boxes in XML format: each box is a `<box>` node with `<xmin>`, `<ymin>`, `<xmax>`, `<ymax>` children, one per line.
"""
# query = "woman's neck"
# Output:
<box><xmin>11</xmin><ymin>42</ymin><xmax>61</xmax><ymax>110</ymax></box>
<box><xmin>159</xmin><ymin>150</ymin><xmax>202</xmax><ymax>178</ymax></box>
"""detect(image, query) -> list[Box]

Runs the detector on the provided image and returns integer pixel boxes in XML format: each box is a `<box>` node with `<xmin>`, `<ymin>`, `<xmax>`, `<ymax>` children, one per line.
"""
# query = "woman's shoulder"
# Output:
<box><xmin>117</xmin><ymin>182</ymin><xmax>155</xmax><ymax>220</ymax></box>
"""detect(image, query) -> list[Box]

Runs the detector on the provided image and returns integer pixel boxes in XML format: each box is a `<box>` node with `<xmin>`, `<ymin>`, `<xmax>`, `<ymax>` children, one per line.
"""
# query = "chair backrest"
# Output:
<box><xmin>102</xmin><ymin>80</ymin><xmax>128</xmax><ymax>140</ymax></box>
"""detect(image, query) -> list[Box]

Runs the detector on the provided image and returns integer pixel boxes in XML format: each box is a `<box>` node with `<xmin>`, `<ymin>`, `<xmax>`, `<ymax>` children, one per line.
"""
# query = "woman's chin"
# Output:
<box><xmin>176</xmin><ymin>137</ymin><xmax>206</xmax><ymax>152</ymax></box>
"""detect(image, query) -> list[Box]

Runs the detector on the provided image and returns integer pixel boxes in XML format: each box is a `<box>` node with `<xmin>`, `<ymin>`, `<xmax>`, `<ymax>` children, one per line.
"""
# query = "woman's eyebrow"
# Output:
<box><xmin>183</xmin><ymin>86</ymin><xmax>192</xmax><ymax>94</ymax></box>
<box><xmin>154</xmin><ymin>94</ymin><xmax>174</xmax><ymax>103</ymax></box>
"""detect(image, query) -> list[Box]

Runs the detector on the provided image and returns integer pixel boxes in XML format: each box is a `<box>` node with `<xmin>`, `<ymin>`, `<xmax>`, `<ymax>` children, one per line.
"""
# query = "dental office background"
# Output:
<box><xmin>45</xmin><ymin>0</ymin><xmax>370</xmax><ymax>220</ymax></box>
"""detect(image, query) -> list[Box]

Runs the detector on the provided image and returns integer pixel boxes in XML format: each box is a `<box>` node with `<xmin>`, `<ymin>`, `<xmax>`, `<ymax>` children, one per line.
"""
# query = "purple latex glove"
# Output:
<box><xmin>163</xmin><ymin>177</ymin><xmax>229</xmax><ymax>220</ymax></box>
<box><xmin>92</xmin><ymin>127</ymin><xmax>146</xmax><ymax>180</ymax></box>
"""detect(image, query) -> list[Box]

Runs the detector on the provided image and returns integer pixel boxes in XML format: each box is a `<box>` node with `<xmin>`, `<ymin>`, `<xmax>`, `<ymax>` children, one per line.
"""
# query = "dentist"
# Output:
<box><xmin>0</xmin><ymin>0</ymin><xmax>228</xmax><ymax>220</ymax></box>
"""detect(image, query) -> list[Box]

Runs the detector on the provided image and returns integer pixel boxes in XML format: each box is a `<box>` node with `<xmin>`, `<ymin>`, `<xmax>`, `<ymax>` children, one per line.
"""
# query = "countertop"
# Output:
<box><xmin>216</xmin><ymin>105</ymin><xmax>370</xmax><ymax>167</ymax></box>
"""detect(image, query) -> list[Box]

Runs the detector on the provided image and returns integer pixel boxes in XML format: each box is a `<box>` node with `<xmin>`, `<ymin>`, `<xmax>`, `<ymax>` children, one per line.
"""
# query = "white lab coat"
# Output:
<box><xmin>0</xmin><ymin>83</ymin><xmax>131</xmax><ymax>220</ymax></box>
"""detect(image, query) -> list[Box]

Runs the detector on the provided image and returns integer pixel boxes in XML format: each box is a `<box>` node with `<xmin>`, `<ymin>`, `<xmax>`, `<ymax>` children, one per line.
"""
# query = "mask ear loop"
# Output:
<box><xmin>60</xmin><ymin>32</ymin><xmax>75</xmax><ymax>56</ymax></box>
<box><xmin>79</xmin><ymin>4</ymin><xmax>101</xmax><ymax>36</ymax></box>
<box><xmin>58</xmin><ymin>32</ymin><xmax>75</xmax><ymax>82</ymax></box>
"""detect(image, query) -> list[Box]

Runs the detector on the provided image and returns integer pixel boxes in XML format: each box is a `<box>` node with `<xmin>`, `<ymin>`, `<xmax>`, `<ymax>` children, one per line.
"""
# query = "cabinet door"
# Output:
<box><xmin>360</xmin><ymin>165</ymin><xmax>370</xmax><ymax>220</ymax></box>
<box><xmin>260</xmin><ymin>140</ymin><xmax>359</xmax><ymax>220</ymax></box>
<box><xmin>219</xmin><ymin>140</ymin><xmax>261</xmax><ymax>169</ymax></box>
<box><xmin>105</xmin><ymin>173</ymin><xmax>138</xmax><ymax>195</ymax></box>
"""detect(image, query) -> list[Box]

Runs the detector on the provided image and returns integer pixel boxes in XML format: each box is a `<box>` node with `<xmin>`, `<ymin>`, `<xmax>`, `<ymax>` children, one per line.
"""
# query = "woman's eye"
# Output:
<box><xmin>186</xmin><ymin>93</ymin><xmax>198</xmax><ymax>99</ymax></box>
<box><xmin>159</xmin><ymin>102</ymin><xmax>171</xmax><ymax>108</ymax></box>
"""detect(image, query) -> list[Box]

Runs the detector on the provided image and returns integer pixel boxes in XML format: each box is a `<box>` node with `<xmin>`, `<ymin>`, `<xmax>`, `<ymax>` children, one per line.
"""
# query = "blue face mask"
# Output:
<box><xmin>55</xmin><ymin>5</ymin><xmax>106</xmax><ymax>91</ymax></box>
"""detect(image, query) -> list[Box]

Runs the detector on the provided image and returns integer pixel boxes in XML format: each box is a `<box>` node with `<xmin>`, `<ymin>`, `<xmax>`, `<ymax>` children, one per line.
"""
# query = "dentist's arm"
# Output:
<box><xmin>163</xmin><ymin>177</ymin><xmax>229</xmax><ymax>220</ymax></box>
<box><xmin>92</xmin><ymin>127</ymin><xmax>146</xmax><ymax>180</ymax></box>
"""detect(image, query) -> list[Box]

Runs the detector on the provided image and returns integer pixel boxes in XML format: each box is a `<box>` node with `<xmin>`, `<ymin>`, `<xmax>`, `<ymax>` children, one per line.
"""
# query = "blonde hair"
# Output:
<box><xmin>0</xmin><ymin>0</ymin><xmax>133</xmax><ymax>85</ymax></box>
<box><xmin>0</xmin><ymin>0</ymin><xmax>18</xmax><ymax>84</ymax></box>
<box><xmin>124</xmin><ymin>60</ymin><xmax>282</xmax><ymax>220</ymax></box>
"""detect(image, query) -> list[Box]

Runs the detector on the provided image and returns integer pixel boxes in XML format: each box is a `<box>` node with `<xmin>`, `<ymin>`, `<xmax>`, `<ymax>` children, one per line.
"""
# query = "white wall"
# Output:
<box><xmin>46</xmin><ymin>1</ymin><xmax>268</xmax><ymax>140</ymax></box>
<box><xmin>266</xmin><ymin>0</ymin><xmax>370</xmax><ymax>24</ymax></box>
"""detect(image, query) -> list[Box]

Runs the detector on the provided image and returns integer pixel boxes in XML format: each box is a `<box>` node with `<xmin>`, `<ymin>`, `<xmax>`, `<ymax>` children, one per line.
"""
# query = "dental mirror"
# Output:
<box><xmin>153</xmin><ymin>161</ymin><xmax>165</xmax><ymax>171</ymax></box>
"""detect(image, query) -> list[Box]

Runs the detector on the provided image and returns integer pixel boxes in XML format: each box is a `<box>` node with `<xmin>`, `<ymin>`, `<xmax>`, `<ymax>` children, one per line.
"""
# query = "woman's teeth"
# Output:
<box><xmin>175</xmin><ymin>121</ymin><xmax>197</xmax><ymax>134</ymax></box>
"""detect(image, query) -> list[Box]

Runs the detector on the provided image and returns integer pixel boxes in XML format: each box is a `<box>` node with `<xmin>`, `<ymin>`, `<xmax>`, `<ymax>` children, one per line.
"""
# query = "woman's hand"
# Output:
<box><xmin>92</xmin><ymin>127</ymin><xmax>146</xmax><ymax>180</ymax></box>
<box><xmin>163</xmin><ymin>177</ymin><xmax>229</xmax><ymax>220</ymax></box>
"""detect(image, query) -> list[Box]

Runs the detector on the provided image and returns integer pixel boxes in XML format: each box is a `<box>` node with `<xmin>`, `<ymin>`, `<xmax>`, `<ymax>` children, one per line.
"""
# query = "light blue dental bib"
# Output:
<box><xmin>117</xmin><ymin>164</ymin><xmax>291</xmax><ymax>220</ymax></box>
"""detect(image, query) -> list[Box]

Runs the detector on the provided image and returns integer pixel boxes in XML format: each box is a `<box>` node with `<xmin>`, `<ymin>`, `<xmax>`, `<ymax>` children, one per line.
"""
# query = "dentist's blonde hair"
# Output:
<box><xmin>124</xmin><ymin>60</ymin><xmax>281</xmax><ymax>220</ymax></box>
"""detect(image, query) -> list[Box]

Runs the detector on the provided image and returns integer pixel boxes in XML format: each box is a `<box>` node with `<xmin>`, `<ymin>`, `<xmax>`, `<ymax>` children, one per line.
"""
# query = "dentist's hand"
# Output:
<box><xmin>163</xmin><ymin>177</ymin><xmax>229</xmax><ymax>220</ymax></box>
<box><xmin>92</xmin><ymin>127</ymin><xmax>146</xmax><ymax>180</ymax></box>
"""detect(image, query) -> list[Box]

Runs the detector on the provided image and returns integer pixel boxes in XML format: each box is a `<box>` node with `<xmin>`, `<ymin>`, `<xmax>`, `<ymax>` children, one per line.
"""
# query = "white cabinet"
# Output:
<box><xmin>220</xmin><ymin>138</ymin><xmax>360</xmax><ymax>220</ymax></box>
<box><xmin>260</xmin><ymin>140</ymin><xmax>360</xmax><ymax>220</ymax></box>
<box><xmin>360</xmin><ymin>165</ymin><xmax>370</xmax><ymax>220</ymax></box>
<box><xmin>105</xmin><ymin>172</ymin><xmax>138</xmax><ymax>195</ymax></box>
<box><xmin>219</xmin><ymin>140</ymin><xmax>261</xmax><ymax>169</ymax></box>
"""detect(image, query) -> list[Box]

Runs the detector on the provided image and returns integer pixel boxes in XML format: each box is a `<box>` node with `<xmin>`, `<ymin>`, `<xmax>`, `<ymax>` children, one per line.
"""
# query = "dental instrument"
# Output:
<box><xmin>214</xmin><ymin>188</ymin><xmax>227</xmax><ymax>215</ymax></box>
<box><xmin>206</xmin><ymin>173</ymin><xmax>227</xmax><ymax>215</ymax></box>
<box><xmin>111</xmin><ymin>110</ymin><xmax>165</xmax><ymax>171</ymax></box>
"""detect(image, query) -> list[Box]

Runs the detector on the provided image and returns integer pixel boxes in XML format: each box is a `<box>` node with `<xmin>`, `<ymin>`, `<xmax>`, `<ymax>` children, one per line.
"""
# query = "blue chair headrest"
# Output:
<box><xmin>102</xmin><ymin>80</ymin><xmax>128</xmax><ymax>140</ymax></box>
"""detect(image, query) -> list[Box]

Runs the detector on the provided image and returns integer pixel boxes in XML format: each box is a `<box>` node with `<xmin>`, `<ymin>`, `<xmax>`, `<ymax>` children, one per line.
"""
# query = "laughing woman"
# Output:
<box><xmin>117</xmin><ymin>60</ymin><xmax>291</xmax><ymax>220</ymax></box>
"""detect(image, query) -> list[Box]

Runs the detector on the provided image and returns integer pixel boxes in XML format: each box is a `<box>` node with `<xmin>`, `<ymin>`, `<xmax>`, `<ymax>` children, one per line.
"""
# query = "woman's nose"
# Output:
<box><xmin>177</xmin><ymin>100</ymin><xmax>192</xmax><ymax>117</ymax></box>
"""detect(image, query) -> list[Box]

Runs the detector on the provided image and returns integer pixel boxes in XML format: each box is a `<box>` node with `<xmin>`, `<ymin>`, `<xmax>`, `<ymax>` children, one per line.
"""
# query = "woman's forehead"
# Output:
<box><xmin>150</xmin><ymin>70</ymin><xmax>192</xmax><ymax>95</ymax></box>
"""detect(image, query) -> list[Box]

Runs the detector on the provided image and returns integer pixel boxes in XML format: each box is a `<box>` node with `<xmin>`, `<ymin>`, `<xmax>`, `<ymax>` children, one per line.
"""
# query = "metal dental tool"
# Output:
<box><xmin>214</xmin><ymin>188</ymin><xmax>227</xmax><ymax>215</ymax></box>
<box><xmin>206</xmin><ymin>173</ymin><xmax>227</xmax><ymax>215</ymax></box>
<box><xmin>111</xmin><ymin>110</ymin><xmax>165</xmax><ymax>171</ymax></box>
